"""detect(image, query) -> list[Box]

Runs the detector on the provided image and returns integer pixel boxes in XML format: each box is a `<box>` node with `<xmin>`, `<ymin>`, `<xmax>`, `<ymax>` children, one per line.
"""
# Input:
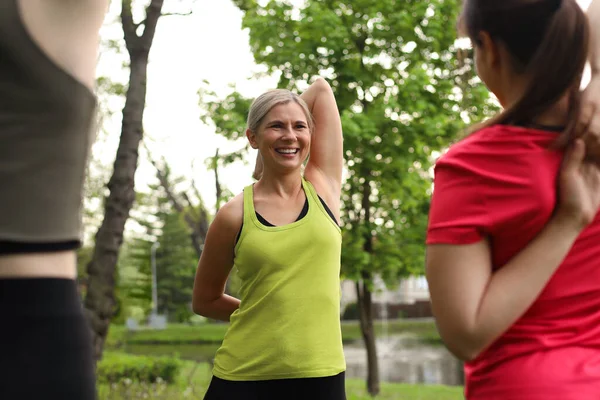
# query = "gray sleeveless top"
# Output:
<box><xmin>0</xmin><ymin>0</ymin><xmax>97</xmax><ymax>251</ymax></box>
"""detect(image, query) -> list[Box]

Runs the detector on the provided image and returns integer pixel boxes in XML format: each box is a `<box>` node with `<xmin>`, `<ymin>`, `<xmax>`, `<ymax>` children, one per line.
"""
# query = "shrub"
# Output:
<box><xmin>97</xmin><ymin>352</ymin><xmax>181</xmax><ymax>384</ymax></box>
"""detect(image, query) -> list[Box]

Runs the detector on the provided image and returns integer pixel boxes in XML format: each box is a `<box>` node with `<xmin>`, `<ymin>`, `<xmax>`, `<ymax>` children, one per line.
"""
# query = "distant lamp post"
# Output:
<box><xmin>151</xmin><ymin>241</ymin><xmax>160</xmax><ymax>317</ymax></box>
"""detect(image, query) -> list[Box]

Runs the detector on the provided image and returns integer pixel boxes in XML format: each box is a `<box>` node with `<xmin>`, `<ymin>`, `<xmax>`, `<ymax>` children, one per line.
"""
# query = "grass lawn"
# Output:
<box><xmin>107</xmin><ymin>319</ymin><xmax>442</xmax><ymax>348</ymax></box>
<box><xmin>345</xmin><ymin>379</ymin><xmax>463</xmax><ymax>400</ymax></box>
<box><xmin>102</xmin><ymin>321</ymin><xmax>456</xmax><ymax>399</ymax></box>
<box><xmin>98</xmin><ymin>360</ymin><xmax>463</xmax><ymax>400</ymax></box>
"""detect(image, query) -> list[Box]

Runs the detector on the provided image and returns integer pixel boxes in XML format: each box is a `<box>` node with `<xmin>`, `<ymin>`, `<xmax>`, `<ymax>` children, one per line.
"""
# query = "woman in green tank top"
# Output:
<box><xmin>192</xmin><ymin>77</ymin><xmax>346</xmax><ymax>400</ymax></box>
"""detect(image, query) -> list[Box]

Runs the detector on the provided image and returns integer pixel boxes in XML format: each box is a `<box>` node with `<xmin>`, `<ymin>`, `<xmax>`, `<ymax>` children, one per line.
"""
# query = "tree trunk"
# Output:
<box><xmin>457</xmin><ymin>360</ymin><xmax>465</xmax><ymax>386</ymax></box>
<box><xmin>84</xmin><ymin>0</ymin><xmax>165</xmax><ymax>360</ymax></box>
<box><xmin>357</xmin><ymin>177</ymin><xmax>380</xmax><ymax>395</ymax></box>
<box><xmin>356</xmin><ymin>278</ymin><xmax>380</xmax><ymax>396</ymax></box>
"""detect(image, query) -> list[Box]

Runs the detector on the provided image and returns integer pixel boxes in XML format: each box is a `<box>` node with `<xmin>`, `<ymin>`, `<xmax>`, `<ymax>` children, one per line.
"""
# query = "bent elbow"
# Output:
<box><xmin>432</xmin><ymin>314</ymin><xmax>487</xmax><ymax>362</ymax></box>
<box><xmin>439</xmin><ymin>329</ymin><xmax>486</xmax><ymax>362</ymax></box>
<box><xmin>192</xmin><ymin>303</ymin><xmax>203</xmax><ymax>316</ymax></box>
<box><xmin>446</xmin><ymin>342</ymin><xmax>481</xmax><ymax>362</ymax></box>
<box><xmin>437</xmin><ymin>321</ymin><xmax>484</xmax><ymax>362</ymax></box>
<box><xmin>313</xmin><ymin>77</ymin><xmax>332</xmax><ymax>92</ymax></box>
<box><xmin>192</xmin><ymin>298</ymin><xmax>208</xmax><ymax>317</ymax></box>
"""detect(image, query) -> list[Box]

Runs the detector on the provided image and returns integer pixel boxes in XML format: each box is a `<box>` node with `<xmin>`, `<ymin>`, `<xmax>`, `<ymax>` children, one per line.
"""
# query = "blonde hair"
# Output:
<box><xmin>247</xmin><ymin>89</ymin><xmax>314</xmax><ymax>180</ymax></box>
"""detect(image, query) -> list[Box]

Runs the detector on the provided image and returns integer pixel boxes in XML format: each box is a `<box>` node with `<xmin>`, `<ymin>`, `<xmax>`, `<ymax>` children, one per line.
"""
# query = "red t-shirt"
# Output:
<box><xmin>427</xmin><ymin>125</ymin><xmax>600</xmax><ymax>399</ymax></box>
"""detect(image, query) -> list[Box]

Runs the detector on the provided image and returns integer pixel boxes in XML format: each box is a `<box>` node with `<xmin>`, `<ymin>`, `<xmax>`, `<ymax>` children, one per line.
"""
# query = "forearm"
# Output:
<box><xmin>467</xmin><ymin>216</ymin><xmax>581</xmax><ymax>357</ymax></box>
<box><xmin>193</xmin><ymin>294</ymin><xmax>240</xmax><ymax>322</ymax></box>
<box><xmin>589</xmin><ymin>0</ymin><xmax>600</xmax><ymax>73</ymax></box>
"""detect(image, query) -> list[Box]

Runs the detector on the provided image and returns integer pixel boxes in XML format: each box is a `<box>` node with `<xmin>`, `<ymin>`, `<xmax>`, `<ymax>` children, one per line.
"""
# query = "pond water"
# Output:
<box><xmin>344</xmin><ymin>334</ymin><xmax>462</xmax><ymax>386</ymax></box>
<box><xmin>125</xmin><ymin>333</ymin><xmax>462</xmax><ymax>386</ymax></box>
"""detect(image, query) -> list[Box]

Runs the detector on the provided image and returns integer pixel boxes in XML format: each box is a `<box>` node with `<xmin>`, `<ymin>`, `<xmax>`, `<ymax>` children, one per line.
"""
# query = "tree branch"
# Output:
<box><xmin>181</xmin><ymin>191</ymin><xmax>200</xmax><ymax>221</ymax></box>
<box><xmin>152</xmin><ymin>158</ymin><xmax>186</xmax><ymax>214</ymax></box>
<box><xmin>182</xmin><ymin>190</ymin><xmax>209</xmax><ymax>251</ymax></box>
<box><xmin>141</xmin><ymin>0</ymin><xmax>165</xmax><ymax>45</ymax></box>
<box><xmin>162</xmin><ymin>11</ymin><xmax>193</xmax><ymax>17</ymax></box>
<box><xmin>145</xmin><ymin>147</ymin><xmax>205</xmax><ymax>256</ymax></box>
<box><xmin>190</xmin><ymin>172</ymin><xmax>204</xmax><ymax>211</ymax></box>
<box><xmin>121</xmin><ymin>0</ymin><xmax>138</xmax><ymax>49</ymax></box>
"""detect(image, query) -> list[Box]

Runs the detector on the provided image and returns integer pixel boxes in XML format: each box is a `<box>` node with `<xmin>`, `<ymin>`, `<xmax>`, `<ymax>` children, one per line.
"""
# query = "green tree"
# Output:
<box><xmin>154</xmin><ymin>205</ymin><xmax>199</xmax><ymax>322</ymax></box>
<box><xmin>201</xmin><ymin>0</ymin><xmax>496</xmax><ymax>394</ymax></box>
<box><xmin>84</xmin><ymin>0</ymin><xmax>195</xmax><ymax>359</ymax></box>
<box><xmin>115</xmin><ymin>235</ymin><xmax>154</xmax><ymax>320</ymax></box>
<box><xmin>117</xmin><ymin>188</ymin><xmax>200</xmax><ymax>324</ymax></box>
<box><xmin>84</xmin><ymin>0</ymin><xmax>167</xmax><ymax>360</ymax></box>
<box><xmin>148</xmin><ymin>153</ymin><xmax>243</xmax><ymax>299</ymax></box>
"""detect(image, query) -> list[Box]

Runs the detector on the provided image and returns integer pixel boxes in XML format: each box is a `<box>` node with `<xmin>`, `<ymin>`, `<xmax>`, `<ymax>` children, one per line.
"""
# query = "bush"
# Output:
<box><xmin>97</xmin><ymin>352</ymin><xmax>181</xmax><ymax>384</ymax></box>
<box><xmin>105</xmin><ymin>325</ymin><xmax>128</xmax><ymax>349</ymax></box>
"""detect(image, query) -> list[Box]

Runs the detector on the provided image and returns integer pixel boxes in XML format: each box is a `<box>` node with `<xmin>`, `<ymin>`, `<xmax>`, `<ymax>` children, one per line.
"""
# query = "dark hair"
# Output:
<box><xmin>459</xmin><ymin>0</ymin><xmax>590</xmax><ymax>145</ymax></box>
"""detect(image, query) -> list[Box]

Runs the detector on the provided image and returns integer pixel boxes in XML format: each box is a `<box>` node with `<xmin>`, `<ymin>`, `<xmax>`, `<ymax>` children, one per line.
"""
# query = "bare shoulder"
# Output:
<box><xmin>18</xmin><ymin>0</ymin><xmax>110</xmax><ymax>29</ymax></box>
<box><xmin>17</xmin><ymin>0</ymin><xmax>110</xmax><ymax>90</ymax></box>
<box><xmin>211</xmin><ymin>192</ymin><xmax>244</xmax><ymax>239</ymax></box>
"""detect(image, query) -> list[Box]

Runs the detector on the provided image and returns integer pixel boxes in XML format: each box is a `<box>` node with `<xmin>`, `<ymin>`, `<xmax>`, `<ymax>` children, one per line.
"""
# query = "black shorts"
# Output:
<box><xmin>204</xmin><ymin>372</ymin><xmax>346</xmax><ymax>400</ymax></box>
<box><xmin>0</xmin><ymin>278</ymin><xmax>97</xmax><ymax>399</ymax></box>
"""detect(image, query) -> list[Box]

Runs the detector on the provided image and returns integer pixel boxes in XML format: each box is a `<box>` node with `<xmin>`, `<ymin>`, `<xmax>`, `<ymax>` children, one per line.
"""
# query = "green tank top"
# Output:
<box><xmin>213</xmin><ymin>178</ymin><xmax>346</xmax><ymax>381</ymax></box>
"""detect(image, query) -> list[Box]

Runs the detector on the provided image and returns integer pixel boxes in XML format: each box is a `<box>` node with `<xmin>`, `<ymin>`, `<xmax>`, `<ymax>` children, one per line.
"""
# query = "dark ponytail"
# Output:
<box><xmin>461</xmin><ymin>0</ymin><xmax>590</xmax><ymax>145</ymax></box>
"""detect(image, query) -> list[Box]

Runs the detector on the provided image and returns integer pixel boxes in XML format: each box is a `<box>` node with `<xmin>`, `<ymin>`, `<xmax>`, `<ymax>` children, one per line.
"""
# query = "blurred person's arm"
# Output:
<box><xmin>18</xmin><ymin>0</ymin><xmax>111</xmax><ymax>89</ymax></box>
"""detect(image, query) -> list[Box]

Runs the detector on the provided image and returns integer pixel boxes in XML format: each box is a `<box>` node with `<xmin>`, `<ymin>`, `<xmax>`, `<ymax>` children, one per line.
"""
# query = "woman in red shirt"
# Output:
<box><xmin>426</xmin><ymin>0</ymin><xmax>600</xmax><ymax>399</ymax></box>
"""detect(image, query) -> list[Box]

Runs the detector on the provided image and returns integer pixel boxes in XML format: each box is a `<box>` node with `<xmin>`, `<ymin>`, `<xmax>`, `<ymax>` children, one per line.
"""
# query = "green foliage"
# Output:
<box><xmin>97</xmin><ymin>76</ymin><xmax>128</xmax><ymax>98</ymax></box>
<box><xmin>200</xmin><ymin>0</ymin><xmax>497</xmax><ymax>290</ymax></box>
<box><xmin>97</xmin><ymin>381</ymin><xmax>176</xmax><ymax>399</ymax></box>
<box><xmin>97</xmin><ymin>360</ymin><xmax>211</xmax><ymax>400</ymax></box>
<box><xmin>106</xmin><ymin>325</ymin><xmax>129</xmax><ymax>349</ymax></box>
<box><xmin>97</xmin><ymin>352</ymin><xmax>181</xmax><ymax>384</ymax></box>
<box><xmin>198</xmin><ymin>84</ymin><xmax>254</xmax><ymax>180</ymax></box>
<box><xmin>154</xmin><ymin>210</ymin><xmax>198</xmax><ymax>321</ymax></box>
<box><xmin>116</xmin><ymin>239</ymin><xmax>154</xmax><ymax>320</ymax></box>
<box><xmin>96</xmin><ymin>358</ymin><xmax>462</xmax><ymax>400</ymax></box>
<box><xmin>117</xmin><ymin>181</ymin><xmax>200</xmax><ymax>323</ymax></box>
<box><xmin>198</xmin><ymin>84</ymin><xmax>254</xmax><ymax>142</ymax></box>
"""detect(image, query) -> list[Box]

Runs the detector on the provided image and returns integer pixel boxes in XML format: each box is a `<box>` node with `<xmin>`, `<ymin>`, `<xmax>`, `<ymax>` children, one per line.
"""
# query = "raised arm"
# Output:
<box><xmin>192</xmin><ymin>196</ymin><xmax>242</xmax><ymax>322</ymax></box>
<box><xmin>302</xmin><ymin>78</ymin><xmax>344</xmax><ymax>210</ymax></box>
<box><xmin>18</xmin><ymin>0</ymin><xmax>110</xmax><ymax>90</ymax></box>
